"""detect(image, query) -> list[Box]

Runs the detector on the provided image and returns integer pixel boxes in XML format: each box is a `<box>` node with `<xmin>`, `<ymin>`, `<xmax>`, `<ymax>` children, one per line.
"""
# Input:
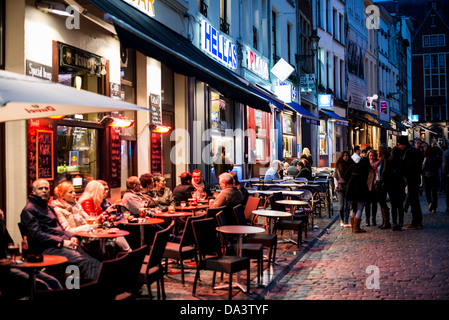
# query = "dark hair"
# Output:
<box><xmin>397</xmin><ymin>135</ymin><xmax>409</xmax><ymax>146</ymax></box>
<box><xmin>139</xmin><ymin>173</ymin><xmax>154</xmax><ymax>188</ymax></box>
<box><xmin>354</xmin><ymin>145</ymin><xmax>361</xmax><ymax>152</ymax></box>
<box><xmin>229</xmin><ymin>172</ymin><xmax>240</xmax><ymax>185</ymax></box>
<box><xmin>179</xmin><ymin>172</ymin><xmax>192</xmax><ymax>185</ymax></box>
<box><xmin>153</xmin><ymin>173</ymin><xmax>165</xmax><ymax>183</ymax></box>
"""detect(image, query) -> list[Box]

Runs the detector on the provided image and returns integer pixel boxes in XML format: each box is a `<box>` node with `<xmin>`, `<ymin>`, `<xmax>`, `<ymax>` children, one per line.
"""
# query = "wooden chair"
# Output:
<box><xmin>163</xmin><ymin>214</ymin><xmax>206</xmax><ymax>285</ymax></box>
<box><xmin>35</xmin><ymin>280</ymin><xmax>99</xmax><ymax>301</ymax></box>
<box><xmin>96</xmin><ymin>253</ymin><xmax>131</xmax><ymax>300</ymax></box>
<box><xmin>191</xmin><ymin>218</ymin><xmax>250</xmax><ymax>300</ymax></box>
<box><xmin>121</xmin><ymin>245</ymin><xmax>149</xmax><ymax>298</ymax></box>
<box><xmin>140</xmin><ymin>221</ymin><xmax>175</xmax><ymax>300</ymax></box>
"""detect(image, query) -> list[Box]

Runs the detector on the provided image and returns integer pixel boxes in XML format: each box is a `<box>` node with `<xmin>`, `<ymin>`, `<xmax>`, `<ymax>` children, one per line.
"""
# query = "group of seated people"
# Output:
<box><xmin>2</xmin><ymin>167</ymin><xmax>249</xmax><ymax>299</ymax></box>
<box><xmin>264</xmin><ymin>157</ymin><xmax>313</xmax><ymax>181</ymax></box>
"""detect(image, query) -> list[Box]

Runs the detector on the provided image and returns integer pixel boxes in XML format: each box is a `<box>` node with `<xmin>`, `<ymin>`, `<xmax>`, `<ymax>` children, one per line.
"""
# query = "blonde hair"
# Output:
<box><xmin>54</xmin><ymin>181</ymin><xmax>74</xmax><ymax>200</ymax></box>
<box><xmin>302</xmin><ymin>147</ymin><xmax>311</xmax><ymax>157</ymax></box>
<box><xmin>78</xmin><ymin>180</ymin><xmax>104</xmax><ymax>207</ymax></box>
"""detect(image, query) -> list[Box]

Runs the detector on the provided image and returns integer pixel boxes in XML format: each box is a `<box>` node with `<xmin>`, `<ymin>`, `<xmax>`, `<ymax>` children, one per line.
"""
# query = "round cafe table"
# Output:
<box><xmin>152</xmin><ymin>211</ymin><xmax>193</xmax><ymax>236</ymax></box>
<box><xmin>120</xmin><ymin>218</ymin><xmax>164</xmax><ymax>247</ymax></box>
<box><xmin>75</xmin><ymin>229</ymin><xmax>130</xmax><ymax>259</ymax></box>
<box><xmin>252</xmin><ymin>209</ymin><xmax>292</xmax><ymax>234</ymax></box>
<box><xmin>215</xmin><ymin>225</ymin><xmax>265</xmax><ymax>293</ymax></box>
<box><xmin>174</xmin><ymin>204</ymin><xmax>209</xmax><ymax>215</ymax></box>
<box><xmin>276</xmin><ymin>199</ymin><xmax>314</xmax><ymax>228</ymax></box>
<box><xmin>0</xmin><ymin>255</ymin><xmax>67</xmax><ymax>300</ymax></box>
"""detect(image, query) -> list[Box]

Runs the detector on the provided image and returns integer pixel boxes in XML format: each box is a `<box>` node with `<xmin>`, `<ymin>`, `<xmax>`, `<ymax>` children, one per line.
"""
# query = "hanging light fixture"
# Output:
<box><xmin>100</xmin><ymin>115</ymin><xmax>134</xmax><ymax>128</ymax></box>
<box><xmin>149</xmin><ymin>124</ymin><xmax>171</xmax><ymax>133</ymax></box>
<box><xmin>36</xmin><ymin>0</ymin><xmax>73</xmax><ymax>17</ymax></box>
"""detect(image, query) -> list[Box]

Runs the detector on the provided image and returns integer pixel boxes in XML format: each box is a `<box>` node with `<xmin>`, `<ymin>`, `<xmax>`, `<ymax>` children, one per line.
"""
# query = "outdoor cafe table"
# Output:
<box><xmin>215</xmin><ymin>225</ymin><xmax>265</xmax><ymax>293</ymax></box>
<box><xmin>75</xmin><ymin>228</ymin><xmax>130</xmax><ymax>259</ymax></box>
<box><xmin>0</xmin><ymin>255</ymin><xmax>67</xmax><ymax>300</ymax></box>
<box><xmin>174</xmin><ymin>204</ymin><xmax>209</xmax><ymax>215</ymax></box>
<box><xmin>275</xmin><ymin>199</ymin><xmax>313</xmax><ymax>228</ymax></box>
<box><xmin>152</xmin><ymin>211</ymin><xmax>193</xmax><ymax>235</ymax></box>
<box><xmin>119</xmin><ymin>218</ymin><xmax>164</xmax><ymax>247</ymax></box>
<box><xmin>251</xmin><ymin>209</ymin><xmax>292</xmax><ymax>234</ymax></box>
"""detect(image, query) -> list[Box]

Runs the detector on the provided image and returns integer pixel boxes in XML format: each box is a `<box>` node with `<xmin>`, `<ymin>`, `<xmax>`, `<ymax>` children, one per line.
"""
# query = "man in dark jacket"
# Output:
<box><xmin>173</xmin><ymin>172</ymin><xmax>195</xmax><ymax>205</ymax></box>
<box><xmin>398</xmin><ymin>136</ymin><xmax>423</xmax><ymax>229</ymax></box>
<box><xmin>20</xmin><ymin>179</ymin><xmax>100</xmax><ymax>282</ymax></box>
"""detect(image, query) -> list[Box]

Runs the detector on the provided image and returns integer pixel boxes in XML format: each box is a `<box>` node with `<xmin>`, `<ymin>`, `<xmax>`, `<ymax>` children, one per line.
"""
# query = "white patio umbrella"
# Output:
<box><xmin>0</xmin><ymin>69</ymin><xmax>149</xmax><ymax>122</ymax></box>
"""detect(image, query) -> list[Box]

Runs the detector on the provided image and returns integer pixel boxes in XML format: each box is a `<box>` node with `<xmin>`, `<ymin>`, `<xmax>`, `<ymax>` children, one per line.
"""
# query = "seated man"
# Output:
<box><xmin>121</xmin><ymin>176</ymin><xmax>148</xmax><ymax>217</ymax></box>
<box><xmin>20</xmin><ymin>179</ymin><xmax>100</xmax><ymax>282</ymax></box>
<box><xmin>191</xmin><ymin>169</ymin><xmax>212</xmax><ymax>198</ymax></box>
<box><xmin>210</xmin><ymin>173</ymin><xmax>244</xmax><ymax>209</ymax></box>
<box><xmin>173</xmin><ymin>172</ymin><xmax>195</xmax><ymax>205</ymax></box>
<box><xmin>295</xmin><ymin>160</ymin><xmax>313</xmax><ymax>181</ymax></box>
<box><xmin>264</xmin><ymin>160</ymin><xmax>281</xmax><ymax>180</ymax></box>
<box><xmin>0</xmin><ymin>209</ymin><xmax>62</xmax><ymax>299</ymax></box>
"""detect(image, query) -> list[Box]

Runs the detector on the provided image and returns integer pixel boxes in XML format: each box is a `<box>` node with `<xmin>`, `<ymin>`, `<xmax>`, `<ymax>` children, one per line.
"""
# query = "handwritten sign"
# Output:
<box><xmin>110</xmin><ymin>127</ymin><xmax>122</xmax><ymax>188</ymax></box>
<box><xmin>150</xmin><ymin>132</ymin><xmax>162</xmax><ymax>174</ymax></box>
<box><xmin>150</xmin><ymin>94</ymin><xmax>162</xmax><ymax>125</ymax></box>
<box><xmin>36</xmin><ymin>130</ymin><xmax>54</xmax><ymax>180</ymax></box>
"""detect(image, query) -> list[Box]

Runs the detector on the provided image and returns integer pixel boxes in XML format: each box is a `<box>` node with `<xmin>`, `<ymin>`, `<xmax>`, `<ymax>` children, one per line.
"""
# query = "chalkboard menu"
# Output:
<box><xmin>110</xmin><ymin>127</ymin><xmax>121</xmax><ymax>188</ymax></box>
<box><xmin>150</xmin><ymin>132</ymin><xmax>162</xmax><ymax>174</ymax></box>
<box><xmin>150</xmin><ymin>94</ymin><xmax>162</xmax><ymax>125</ymax></box>
<box><xmin>36</xmin><ymin>130</ymin><xmax>54</xmax><ymax>180</ymax></box>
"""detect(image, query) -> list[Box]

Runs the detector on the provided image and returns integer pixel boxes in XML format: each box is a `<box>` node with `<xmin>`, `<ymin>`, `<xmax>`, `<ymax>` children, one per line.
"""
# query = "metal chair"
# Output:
<box><xmin>141</xmin><ymin>221</ymin><xmax>175</xmax><ymax>300</ymax></box>
<box><xmin>191</xmin><ymin>218</ymin><xmax>250</xmax><ymax>300</ymax></box>
<box><xmin>163</xmin><ymin>214</ymin><xmax>206</xmax><ymax>285</ymax></box>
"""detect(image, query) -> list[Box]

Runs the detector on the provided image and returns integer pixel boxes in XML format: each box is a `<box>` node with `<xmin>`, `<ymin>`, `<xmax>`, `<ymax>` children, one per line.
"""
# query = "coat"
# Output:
<box><xmin>20</xmin><ymin>195</ymin><xmax>74</xmax><ymax>254</ymax></box>
<box><xmin>345</xmin><ymin>157</ymin><xmax>370</xmax><ymax>202</ymax></box>
<box><xmin>52</xmin><ymin>199</ymin><xmax>91</xmax><ymax>233</ymax></box>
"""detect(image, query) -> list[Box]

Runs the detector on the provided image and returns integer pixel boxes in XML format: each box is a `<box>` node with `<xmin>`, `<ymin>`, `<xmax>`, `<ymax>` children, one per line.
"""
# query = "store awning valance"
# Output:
<box><xmin>285</xmin><ymin>102</ymin><xmax>320</xmax><ymax>125</ymax></box>
<box><xmin>393</xmin><ymin>118</ymin><xmax>407</xmax><ymax>132</ymax></box>
<box><xmin>89</xmin><ymin>0</ymin><xmax>271</xmax><ymax>113</ymax></box>
<box><xmin>249</xmin><ymin>85</ymin><xmax>284</xmax><ymax>111</ymax></box>
<box><xmin>364</xmin><ymin>113</ymin><xmax>394</xmax><ymax>130</ymax></box>
<box><xmin>319</xmin><ymin>109</ymin><xmax>349</xmax><ymax>126</ymax></box>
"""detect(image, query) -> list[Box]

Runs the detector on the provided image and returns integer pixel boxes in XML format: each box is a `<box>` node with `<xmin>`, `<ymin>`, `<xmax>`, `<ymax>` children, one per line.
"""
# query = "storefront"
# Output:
<box><xmin>319</xmin><ymin>109</ymin><xmax>349</xmax><ymax>167</ymax></box>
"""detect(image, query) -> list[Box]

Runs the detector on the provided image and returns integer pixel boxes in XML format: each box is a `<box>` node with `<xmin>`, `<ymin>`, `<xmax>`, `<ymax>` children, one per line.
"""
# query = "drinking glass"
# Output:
<box><xmin>201</xmin><ymin>191</ymin><xmax>207</xmax><ymax>200</ymax></box>
<box><xmin>180</xmin><ymin>201</ymin><xmax>186</xmax><ymax>208</ymax></box>
<box><xmin>7</xmin><ymin>244</ymin><xmax>20</xmax><ymax>262</ymax></box>
<box><xmin>85</xmin><ymin>217</ymin><xmax>96</xmax><ymax>231</ymax></box>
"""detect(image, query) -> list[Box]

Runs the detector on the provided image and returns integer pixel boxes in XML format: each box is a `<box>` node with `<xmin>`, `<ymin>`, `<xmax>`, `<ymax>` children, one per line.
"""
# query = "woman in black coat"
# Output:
<box><xmin>422</xmin><ymin>145</ymin><xmax>441</xmax><ymax>213</ymax></box>
<box><xmin>345</xmin><ymin>156</ymin><xmax>370</xmax><ymax>233</ymax></box>
<box><xmin>388</xmin><ymin>147</ymin><xmax>406</xmax><ymax>231</ymax></box>
<box><xmin>333</xmin><ymin>151</ymin><xmax>355</xmax><ymax>227</ymax></box>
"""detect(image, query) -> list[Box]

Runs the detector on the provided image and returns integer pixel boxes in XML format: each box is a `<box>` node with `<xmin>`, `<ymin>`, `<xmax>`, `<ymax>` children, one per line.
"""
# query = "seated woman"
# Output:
<box><xmin>97</xmin><ymin>180</ymin><xmax>123</xmax><ymax>222</ymax></box>
<box><xmin>52</xmin><ymin>181</ymin><xmax>104</xmax><ymax>234</ymax></box>
<box><xmin>153</xmin><ymin>173</ymin><xmax>175</xmax><ymax>210</ymax></box>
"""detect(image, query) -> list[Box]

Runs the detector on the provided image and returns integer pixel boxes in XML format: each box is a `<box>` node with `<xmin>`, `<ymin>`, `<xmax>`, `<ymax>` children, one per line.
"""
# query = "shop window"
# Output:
<box><xmin>247</xmin><ymin>108</ymin><xmax>270</xmax><ymax>162</ymax></box>
<box><xmin>282</xmin><ymin>113</ymin><xmax>294</xmax><ymax>158</ymax></box>
<box><xmin>56</xmin><ymin>126</ymin><xmax>99</xmax><ymax>187</ymax></box>
<box><xmin>283</xmin><ymin>136</ymin><xmax>293</xmax><ymax>158</ymax></box>
<box><xmin>320</xmin><ymin>119</ymin><xmax>327</xmax><ymax>155</ymax></box>
<box><xmin>210</xmin><ymin>90</ymin><xmax>234</xmax><ymax>163</ymax></box>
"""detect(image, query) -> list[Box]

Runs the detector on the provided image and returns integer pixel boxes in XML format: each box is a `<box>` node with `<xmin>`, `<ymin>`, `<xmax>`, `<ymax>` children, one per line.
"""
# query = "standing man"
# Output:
<box><xmin>20</xmin><ymin>179</ymin><xmax>101</xmax><ymax>282</ymax></box>
<box><xmin>442</xmin><ymin>147</ymin><xmax>449</xmax><ymax>213</ymax></box>
<box><xmin>397</xmin><ymin>136</ymin><xmax>423</xmax><ymax>229</ymax></box>
<box><xmin>351</xmin><ymin>145</ymin><xmax>362</xmax><ymax>163</ymax></box>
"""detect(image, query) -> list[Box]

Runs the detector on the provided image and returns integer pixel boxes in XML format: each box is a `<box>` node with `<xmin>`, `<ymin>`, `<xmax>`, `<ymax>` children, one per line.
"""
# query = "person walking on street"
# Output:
<box><xmin>334</xmin><ymin>151</ymin><xmax>355</xmax><ymax>227</ymax></box>
<box><xmin>376</xmin><ymin>145</ymin><xmax>391</xmax><ymax>229</ymax></box>
<box><xmin>422</xmin><ymin>145</ymin><xmax>441</xmax><ymax>213</ymax></box>
<box><xmin>398</xmin><ymin>136</ymin><xmax>423</xmax><ymax>229</ymax></box>
<box><xmin>351</xmin><ymin>145</ymin><xmax>362</xmax><ymax>163</ymax></box>
<box><xmin>442</xmin><ymin>147</ymin><xmax>449</xmax><ymax>213</ymax></box>
<box><xmin>366</xmin><ymin>149</ymin><xmax>378</xmax><ymax>226</ymax></box>
<box><xmin>345</xmin><ymin>157</ymin><xmax>371</xmax><ymax>233</ymax></box>
<box><xmin>388</xmin><ymin>147</ymin><xmax>406</xmax><ymax>231</ymax></box>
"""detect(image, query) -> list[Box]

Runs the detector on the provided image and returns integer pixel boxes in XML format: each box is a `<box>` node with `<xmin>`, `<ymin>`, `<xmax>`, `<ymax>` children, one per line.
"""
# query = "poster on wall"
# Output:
<box><xmin>110</xmin><ymin>127</ymin><xmax>121</xmax><ymax>188</ymax></box>
<box><xmin>151</xmin><ymin>132</ymin><xmax>163</xmax><ymax>174</ymax></box>
<box><xmin>36</xmin><ymin>130</ymin><xmax>54</xmax><ymax>180</ymax></box>
<box><xmin>150</xmin><ymin>94</ymin><xmax>162</xmax><ymax>125</ymax></box>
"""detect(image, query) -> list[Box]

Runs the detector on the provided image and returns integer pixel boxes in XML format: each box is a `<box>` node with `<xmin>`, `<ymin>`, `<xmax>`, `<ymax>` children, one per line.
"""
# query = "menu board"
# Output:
<box><xmin>150</xmin><ymin>132</ymin><xmax>162</xmax><ymax>174</ymax></box>
<box><xmin>150</xmin><ymin>94</ymin><xmax>162</xmax><ymax>125</ymax></box>
<box><xmin>110</xmin><ymin>127</ymin><xmax>121</xmax><ymax>188</ymax></box>
<box><xmin>36</xmin><ymin>130</ymin><xmax>54</xmax><ymax>180</ymax></box>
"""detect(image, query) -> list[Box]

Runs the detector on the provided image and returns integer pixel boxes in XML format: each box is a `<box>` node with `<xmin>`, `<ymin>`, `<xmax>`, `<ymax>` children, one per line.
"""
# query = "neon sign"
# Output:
<box><xmin>246</xmin><ymin>48</ymin><xmax>269</xmax><ymax>80</ymax></box>
<box><xmin>201</xmin><ymin>20</ymin><xmax>237</xmax><ymax>69</ymax></box>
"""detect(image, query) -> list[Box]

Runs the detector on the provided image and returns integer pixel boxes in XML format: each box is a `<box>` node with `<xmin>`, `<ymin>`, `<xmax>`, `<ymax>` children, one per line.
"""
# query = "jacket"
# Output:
<box><xmin>209</xmin><ymin>187</ymin><xmax>244</xmax><ymax>209</ymax></box>
<box><xmin>20</xmin><ymin>194</ymin><xmax>74</xmax><ymax>254</ymax></box>
<box><xmin>153</xmin><ymin>187</ymin><xmax>175</xmax><ymax>209</ymax></box>
<box><xmin>172</xmin><ymin>184</ymin><xmax>195</xmax><ymax>205</ymax></box>
<box><xmin>345</xmin><ymin>157</ymin><xmax>370</xmax><ymax>202</ymax></box>
<box><xmin>79</xmin><ymin>198</ymin><xmax>103</xmax><ymax>217</ymax></box>
<box><xmin>52</xmin><ymin>199</ymin><xmax>91</xmax><ymax>233</ymax></box>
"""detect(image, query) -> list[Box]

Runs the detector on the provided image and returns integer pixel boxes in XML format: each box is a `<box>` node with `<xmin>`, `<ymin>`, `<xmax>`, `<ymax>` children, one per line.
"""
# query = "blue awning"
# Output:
<box><xmin>319</xmin><ymin>109</ymin><xmax>349</xmax><ymax>126</ymax></box>
<box><xmin>285</xmin><ymin>102</ymin><xmax>320</xmax><ymax>125</ymax></box>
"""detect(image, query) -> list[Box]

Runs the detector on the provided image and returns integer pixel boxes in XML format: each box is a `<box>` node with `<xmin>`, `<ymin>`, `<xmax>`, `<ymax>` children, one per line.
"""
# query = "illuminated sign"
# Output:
<box><xmin>411</xmin><ymin>114</ymin><xmax>419</xmax><ymax>122</ymax></box>
<box><xmin>122</xmin><ymin>0</ymin><xmax>155</xmax><ymax>17</ymax></box>
<box><xmin>201</xmin><ymin>20</ymin><xmax>237</xmax><ymax>69</ymax></box>
<box><xmin>318</xmin><ymin>94</ymin><xmax>332</xmax><ymax>110</ymax></box>
<box><xmin>245</xmin><ymin>47</ymin><xmax>269</xmax><ymax>80</ymax></box>
<box><xmin>380</xmin><ymin>101</ymin><xmax>387</xmax><ymax>114</ymax></box>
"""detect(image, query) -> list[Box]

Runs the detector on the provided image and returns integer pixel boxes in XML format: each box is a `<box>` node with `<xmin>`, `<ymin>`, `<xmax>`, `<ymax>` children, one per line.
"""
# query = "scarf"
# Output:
<box><xmin>192</xmin><ymin>180</ymin><xmax>205</xmax><ymax>192</ymax></box>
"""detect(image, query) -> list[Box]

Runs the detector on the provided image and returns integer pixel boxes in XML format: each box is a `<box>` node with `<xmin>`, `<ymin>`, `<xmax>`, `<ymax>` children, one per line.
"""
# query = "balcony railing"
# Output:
<box><xmin>220</xmin><ymin>18</ymin><xmax>230</xmax><ymax>35</ymax></box>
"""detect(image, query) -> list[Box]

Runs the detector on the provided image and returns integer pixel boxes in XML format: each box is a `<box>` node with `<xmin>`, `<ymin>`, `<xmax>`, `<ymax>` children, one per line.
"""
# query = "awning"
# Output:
<box><xmin>364</xmin><ymin>113</ymin><xmax>394</xmax><ymax>130</ymax></box>
<box><xmin>0</xmin><ymin>69</ymin><xmax>150</xmax><ymax>122</ymax></box>
<box><xmin>319</xmin><ymin>109</ymin><xmax>349</xmax><ymax>126</ymax></box>
<box><xmin>392</xmin><ymin>118</ymin><xmax>407</xmax><ymax>132</ymax></box>
<box><xmin>285</xmin><ymin>102</ymin><xmax>320</xmax><ymax>125</ymax></box>
<box><xmin>249</xmin><ymin>85</ymin><xmax>284</xmax><ymax>111</ymax></box>
<box><xmin>414</xmin><ymin>123</ymin><xmax>439</xmax><ymax>135</ymax></box>
<box><xmin>89</xmin><ymin>0</ymin><xmax>270</xmax><ymax>113</ymax></box>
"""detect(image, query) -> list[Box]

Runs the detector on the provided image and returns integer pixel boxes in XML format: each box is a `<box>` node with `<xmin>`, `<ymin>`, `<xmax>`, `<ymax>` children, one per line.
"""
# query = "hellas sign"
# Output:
<box><xmin>201</xmin><ymin>20</ymin><xmax>237</xmax><ymax>70</ymax></box>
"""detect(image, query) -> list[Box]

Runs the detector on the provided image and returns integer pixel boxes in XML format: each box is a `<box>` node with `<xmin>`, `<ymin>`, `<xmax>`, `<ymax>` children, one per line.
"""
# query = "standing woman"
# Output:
<box><xmin>388</xmin><ymin>147</ymin><xmax>406</xmax><ymax>231</ymax></box>
<box><xmin>422</xmin><ymin>145</ymin><xmax>440</xmax><ymax>213</ymax></box>
<box><xmin>366</xmin><ymin>149</ymin><xmax>378</xmax><ymax>226</ymax></box>
<box><xmin>334</xmin><ymin>151</ymin><xmax>355</xmax><ymax>227</ymax></box>
<box><xmin>301</xmin><ymin>147</ymin><xmax>313</xmax><ymax>167</ymax></box>
<box><xmin>376</xmin><ymin>145</ymin><xmax>391</xmax><ymax>229</ymax></box>
<box><xmin>345</xmin><ymin>156</ymin><xmax>371</xmax><ymax>233</ymax></box>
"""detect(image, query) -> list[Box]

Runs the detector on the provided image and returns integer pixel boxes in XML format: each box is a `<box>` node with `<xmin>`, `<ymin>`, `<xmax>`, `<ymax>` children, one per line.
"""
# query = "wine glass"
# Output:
<box><xmin>85</xmin><ymin>217</ymin><xmax>96</xmax><ymax>232</ymax></box>
<box><xmin>180</xmin><ymin>201</ymin><xmax>186</xmax><ymax>209</ymax></box>
<box><xmin>201</xmin><ymin>191</ymin><xmax>207</xmax><ymax>200</ymax></box>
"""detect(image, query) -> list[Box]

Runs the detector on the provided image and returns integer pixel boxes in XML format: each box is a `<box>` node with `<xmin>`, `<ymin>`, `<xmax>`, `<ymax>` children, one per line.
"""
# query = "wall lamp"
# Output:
<box><xmin>149</xmin><ymin>124</ymin><xmax>171</xmax><ymax>134</ymax></box>
<box><xmin>100</xmin><ymin>115</ymin><xmax>134</xmax><ymax>128</ymax></box>
<box><xmin>36</xmin><ymin>0</ymin><xmax>73</xmax><ymax>17</ymax></box>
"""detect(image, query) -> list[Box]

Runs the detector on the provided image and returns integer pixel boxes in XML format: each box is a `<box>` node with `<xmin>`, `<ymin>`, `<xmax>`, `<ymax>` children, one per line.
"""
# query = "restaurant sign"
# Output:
<box><xmin>122</xmin><ymin>0</ymin><xmax>155</xmax><ymax>17</ymax></box>
<box><xmin>26</xmin><ymin>60</ymin><xmax>52</xmax><ymax>81</ymax></box>
<box><xmin>201</xmin><ymin>20</ymin><xmax>237</xmax><ymax>70</ymax></box>
<box><xmin>243</xmin><ymin>46</ymin><xmax>269</xmax><ymax>80</ymax></box>
<box><xmin>59</xmin><ymin>43</ymin><xmax>102</xmax><ymax>76</ymax></box>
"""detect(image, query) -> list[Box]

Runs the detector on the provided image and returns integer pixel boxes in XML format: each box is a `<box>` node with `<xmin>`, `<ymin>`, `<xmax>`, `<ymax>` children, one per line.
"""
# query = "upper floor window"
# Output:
<box><xmin>423</xmin><ymin>34</ymin><xmax>445</xmax><ymax>47</ymax></box>
<box><xmin>220</xmin><ymin>0</ymin><xmax>230</xmax><ymax>34</ymax></box>
<box><xmin>199</xmin><ymin>0</ymin><xmax>208</xmax><ymax>17</ymax></box>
